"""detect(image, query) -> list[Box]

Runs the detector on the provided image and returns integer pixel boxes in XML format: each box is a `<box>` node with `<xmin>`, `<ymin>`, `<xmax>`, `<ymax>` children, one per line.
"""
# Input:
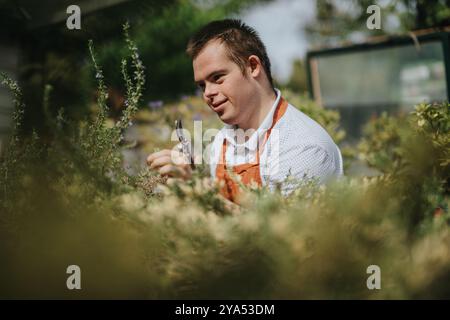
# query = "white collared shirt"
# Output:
<box><xmin>208</xmin><ymin>89</ymin><xmax>343</xmax><ymax>195</ymax></box>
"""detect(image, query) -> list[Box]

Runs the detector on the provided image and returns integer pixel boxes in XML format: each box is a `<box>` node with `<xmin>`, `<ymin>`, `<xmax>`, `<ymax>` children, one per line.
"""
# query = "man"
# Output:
<box><xmin>147</xmin><ymin>19</ymin><xmax>343</xmax><ymax>203</ymax></box>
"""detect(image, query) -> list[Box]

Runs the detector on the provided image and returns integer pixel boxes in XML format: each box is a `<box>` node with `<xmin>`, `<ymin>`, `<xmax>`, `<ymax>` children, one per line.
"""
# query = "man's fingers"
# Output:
<box><xmin>146</xmin><ymin>149</ymin><xmax>172</xmax><ymax>165</ymax></box>
<box><xmin>147</xmin><ymin>149</ymin><xmax>187</xmax><ymax>165</ymax></box>
<box><xmin>148</xmin><ymin>155</ymin><xmax>172</xmax><ymax>170</ymax></box>
<box><xmin>146</xmin><ymin>149</ymin><xmax>191</xmax><ymax>180</ymax></box>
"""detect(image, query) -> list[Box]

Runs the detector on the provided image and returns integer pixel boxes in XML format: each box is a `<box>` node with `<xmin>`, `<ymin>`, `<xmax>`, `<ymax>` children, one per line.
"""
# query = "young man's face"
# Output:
<box><xmin>193</xmin><ymin>39</ymin><xmax>256</xmax><ymax>126</ymax></box>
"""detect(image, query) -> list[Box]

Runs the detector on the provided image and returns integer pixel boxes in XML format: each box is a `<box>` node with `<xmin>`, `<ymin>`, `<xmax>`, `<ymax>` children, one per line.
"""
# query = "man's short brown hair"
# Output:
<box><xmin>186</xmin><ymin>19</ymin><xmax>274</xmax><ymax>88</ymax></box>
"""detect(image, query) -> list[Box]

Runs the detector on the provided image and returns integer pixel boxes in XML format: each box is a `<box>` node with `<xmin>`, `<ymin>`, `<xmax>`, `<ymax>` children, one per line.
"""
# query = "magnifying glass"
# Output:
<box><xmin>175</xmin><ymin>119</ymin><xmax>196</xmax><ymax>170</ymax></box>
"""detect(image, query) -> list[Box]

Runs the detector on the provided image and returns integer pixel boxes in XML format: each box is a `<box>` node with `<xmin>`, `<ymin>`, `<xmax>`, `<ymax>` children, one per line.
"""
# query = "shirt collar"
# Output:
<box><xmin>223</xmin><ymin>89</ymin><xmax>282</xmax><ymax>151</ymax></box>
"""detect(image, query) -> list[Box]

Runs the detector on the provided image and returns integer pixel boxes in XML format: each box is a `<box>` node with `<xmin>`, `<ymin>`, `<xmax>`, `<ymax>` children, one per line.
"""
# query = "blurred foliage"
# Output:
<box><xmin>4</xmin><ymin>0</ymin><xmax>176</xmax><ymax>134</ymax></box>
<box><xmin>358</xmin><ymin>102</ymin><xmax>449</xmax><ymax>177</ymax></box>
<box><xmin>398</xmin><ymin>0</ymin><xmax>450</xmax><ymax>31</ymax></box>
<box><xmin>413</xmin><ymin>102</ymin><xmax>450</xmax><ymax>168</ymax></box>
<box><xmin>358</xmin><ymin>112</ymin><xmax>408</xmax><ymax>174</ymax></box>
<box><xmin>284</xmin><ymin>59</ymin><xmax>308</xmax><ymax>93</ymax></box>
<box><xmin>358</xmin><ymin>102</ymin><xmax>449</xmax><ymax>230</ymax></box>
<box><xmin>305</xmin><ymin>0</ymin><xmax>450</xmax><ymax>45</ymax></box>
<box><xmin>0</xmin><ymin>23</ymin><xmax>147</xmax><ymax>206</ymax></box>
<box><xmin>0</xmin><ymin>27</ymin><xmax>449</xmax><ymax>299</ymax></box>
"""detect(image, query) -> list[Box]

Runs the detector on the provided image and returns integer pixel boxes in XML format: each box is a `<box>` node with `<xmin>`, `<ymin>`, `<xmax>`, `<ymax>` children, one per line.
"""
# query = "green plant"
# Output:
<box><xmin>358</xmin><ymin>102</ymin><xmax>449</xmax><ymax>231</ymax></box>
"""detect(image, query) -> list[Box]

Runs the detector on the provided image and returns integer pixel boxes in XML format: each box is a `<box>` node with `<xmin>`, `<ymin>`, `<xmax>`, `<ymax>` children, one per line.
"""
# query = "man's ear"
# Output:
<box><xmin>247</xmin><ymin>55</ymin><xmax>262</xmax><ymax>78</ymax></box>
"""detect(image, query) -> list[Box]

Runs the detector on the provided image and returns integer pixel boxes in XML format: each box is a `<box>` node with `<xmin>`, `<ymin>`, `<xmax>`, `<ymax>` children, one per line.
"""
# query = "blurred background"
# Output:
<box><xmin>0</xmin><ymin>0</ymin><xmax>449</xmax><ymax>172</ymax></box>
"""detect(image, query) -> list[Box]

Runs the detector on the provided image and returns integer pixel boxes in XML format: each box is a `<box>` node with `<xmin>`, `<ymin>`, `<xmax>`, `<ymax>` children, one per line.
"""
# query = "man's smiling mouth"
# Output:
<box><xmin>211</xmin><ymin>99</ymin><xmax>227</xmax><ymax>111</ymax></box>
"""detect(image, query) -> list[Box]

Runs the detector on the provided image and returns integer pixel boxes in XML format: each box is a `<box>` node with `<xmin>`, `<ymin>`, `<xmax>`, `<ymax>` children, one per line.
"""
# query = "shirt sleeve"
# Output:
<box><xmin>265</xmin><ymin>144</ymin><xmax>338</xmax><ymax>196</ymax></box>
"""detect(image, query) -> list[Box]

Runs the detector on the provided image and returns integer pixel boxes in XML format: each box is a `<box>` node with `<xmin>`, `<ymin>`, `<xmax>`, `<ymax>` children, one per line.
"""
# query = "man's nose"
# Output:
<box><xmin>203</xmin><ymin>83</ymin><xmax>217</xmax><ymax>101</ymax></box>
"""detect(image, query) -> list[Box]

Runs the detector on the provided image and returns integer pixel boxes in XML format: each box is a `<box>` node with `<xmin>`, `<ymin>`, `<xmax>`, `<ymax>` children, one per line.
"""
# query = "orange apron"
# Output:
<box><xmin>216</xmin><ymin>97</ymin><xmax>288</xmax><ymax>203</ymax></box>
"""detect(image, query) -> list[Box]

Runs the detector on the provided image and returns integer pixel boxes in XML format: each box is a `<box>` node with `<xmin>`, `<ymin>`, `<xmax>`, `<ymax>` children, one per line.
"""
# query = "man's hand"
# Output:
<box><xmin>146</xmin><ymin>148</ymin><xmax>192</xmax><ymax>180</ymax></box>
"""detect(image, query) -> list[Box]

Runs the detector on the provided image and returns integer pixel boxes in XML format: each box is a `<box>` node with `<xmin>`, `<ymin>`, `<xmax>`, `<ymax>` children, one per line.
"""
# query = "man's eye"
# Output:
<box><xmin>214</xmin><ymin>74</ymin><xmax>223</xmax><ymax>82</ymax></box>
<box><xmin>198</xmin><ymin>84</ymin><xmax>205</xmax><ymax>91</ymax></box>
